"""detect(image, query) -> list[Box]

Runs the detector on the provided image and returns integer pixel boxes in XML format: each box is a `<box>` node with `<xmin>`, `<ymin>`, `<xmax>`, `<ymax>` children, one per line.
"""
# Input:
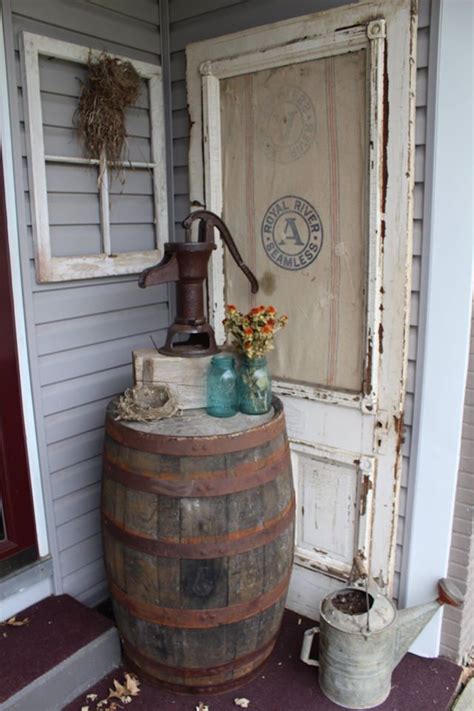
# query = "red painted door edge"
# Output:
<box><xmin>0</xmin><ymin>146</ymin><xmax>38</xmax><ymax>564</ymax></box>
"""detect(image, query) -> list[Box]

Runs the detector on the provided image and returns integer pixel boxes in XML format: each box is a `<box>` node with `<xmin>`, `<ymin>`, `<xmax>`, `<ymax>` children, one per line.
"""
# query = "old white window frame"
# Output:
<box><xmin>197</xmin><ymin>21</ymin><xmax>386</xmax><ymax>412</ymax></box>
<box><xmin>21</xmin><ymin>32</ymin><xmax>168</xmax><ymax>282</ymax></box>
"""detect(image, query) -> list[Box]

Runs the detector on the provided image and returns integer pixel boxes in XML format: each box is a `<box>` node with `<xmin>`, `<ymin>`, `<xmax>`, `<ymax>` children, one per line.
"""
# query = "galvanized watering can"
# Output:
<box><xmin>300</xmin><ymin>561</ymin><xmax>463</xmax><ymax>709</ymax></box>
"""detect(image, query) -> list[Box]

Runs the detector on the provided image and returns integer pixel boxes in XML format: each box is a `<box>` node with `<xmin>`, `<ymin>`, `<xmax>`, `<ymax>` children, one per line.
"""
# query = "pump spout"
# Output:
<box><xmin>139</xmin><ymin>251</ymin><xmax>179</xmax><ymax>288</ymax></box>
<box><xmin>393</xmin><ymin>578</ymin><xmax>463</xmax><ymax>669</ymax></box>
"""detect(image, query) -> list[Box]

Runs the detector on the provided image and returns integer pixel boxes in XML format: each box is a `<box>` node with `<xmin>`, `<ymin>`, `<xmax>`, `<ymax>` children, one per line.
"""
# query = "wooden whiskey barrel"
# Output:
<box><xmin>102</xmin><ymin>398</ymin><xmax>294</xmax><ymax>693</ymax></box>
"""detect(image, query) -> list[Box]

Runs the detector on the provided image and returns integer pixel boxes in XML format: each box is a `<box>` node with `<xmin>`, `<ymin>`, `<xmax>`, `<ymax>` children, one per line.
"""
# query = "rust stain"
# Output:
<box><xmin>393</xmin><ymin>413</ymin><xmax>405</xmax><ymax>458</ymax></box>
<box><xmin>378</xmin><ymin>322</ymin><xmax>384</xmax><ymax>354</ymax></box>
<box><xmin>363</xmin><ymin>335</ymin><xmax>373</xmax><ymax>396</ymax></box>
<box><xmin>359</xmin><ymin>474</ymin><xmax>373</xmax><ymax>516</ymax></box>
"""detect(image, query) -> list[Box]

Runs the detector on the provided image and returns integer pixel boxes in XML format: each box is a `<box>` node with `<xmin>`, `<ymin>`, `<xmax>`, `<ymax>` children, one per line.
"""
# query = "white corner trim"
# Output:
<box><xmin>0</xmin><ymin>9</ymin><xmax>49</xmax><ymax>557</ymax></box>
<box><xmin>400</xmin><ymin>0</ymin><xmax>474</xmax><ymax>656</ymax></box>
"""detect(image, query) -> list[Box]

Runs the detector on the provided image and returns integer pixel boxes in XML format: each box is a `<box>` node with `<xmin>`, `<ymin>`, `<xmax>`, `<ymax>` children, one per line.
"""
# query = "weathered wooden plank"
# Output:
<box><xmin>125</xmin><ymin>488</ymin><xmax>158</xmax><ymax>538</ymax></box>
<box><xmin>125</xmin><ymin>547</ymin><xmax>158</xmax><ymax>604</ymax></box>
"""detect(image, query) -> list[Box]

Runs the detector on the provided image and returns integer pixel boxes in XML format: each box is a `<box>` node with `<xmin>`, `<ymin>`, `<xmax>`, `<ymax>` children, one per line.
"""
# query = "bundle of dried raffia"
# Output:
<box><xmin>114</xmin><ymin>384</ymin><xmax>180</xmax><ymax>423</ymax></box>
<box><xmin>76</xmin><ymin>52</ymin><xmax>141</xmax><ymax>183</ymax></box>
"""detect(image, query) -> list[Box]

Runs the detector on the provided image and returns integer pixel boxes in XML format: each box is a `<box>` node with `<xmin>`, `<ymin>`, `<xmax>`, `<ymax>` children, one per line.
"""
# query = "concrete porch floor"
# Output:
<box><xmin>66</xmin><ymin>610</ymin><xmax>463</xmax><ymax>711</ymax></box>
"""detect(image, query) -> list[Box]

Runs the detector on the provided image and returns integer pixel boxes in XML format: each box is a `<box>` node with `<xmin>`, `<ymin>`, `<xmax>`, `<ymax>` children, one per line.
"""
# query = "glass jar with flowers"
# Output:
<box><xmin>223</xmin><ymin>304</ymin><xmax>288</xmax><ymax>415</ymax></box>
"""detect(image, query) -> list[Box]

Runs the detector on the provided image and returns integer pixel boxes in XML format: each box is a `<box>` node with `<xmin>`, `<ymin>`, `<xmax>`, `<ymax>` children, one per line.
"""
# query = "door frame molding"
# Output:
<box><xmin>400</xmin><ymin>0</ymin><xmax>474</xmax><ymax>657</ymax></box>
<box><xmin>0</xmin><ymin>2</ymin><xmax>51</xmax><ymax>564</ymax></box>
<box><xmin>187</xmin><ymin>0</ymin><xmax>417</xmax><ymax>595</ymax></box>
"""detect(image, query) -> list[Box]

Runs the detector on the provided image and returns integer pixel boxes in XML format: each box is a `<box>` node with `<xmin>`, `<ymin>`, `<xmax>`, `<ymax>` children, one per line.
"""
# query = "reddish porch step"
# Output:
<box><xmin>66</xmin><ymin>609</ymin><xmax>463</xmax><ymax>711</ymax></box>
<box><xmin>0</xmin><ymin>594</ymin><xmax>120</xmax><ymax>711</ymax></box>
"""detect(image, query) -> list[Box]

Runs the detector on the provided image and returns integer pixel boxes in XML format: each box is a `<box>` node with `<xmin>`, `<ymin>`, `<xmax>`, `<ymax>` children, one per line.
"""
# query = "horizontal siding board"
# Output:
<box><xmin>76</xmin><ymin>580</ymin><xmax>109</xmax><ymax>606</ymax></box>
<box><xmin>53</xmin><ymin>482</ymin><xmax>101</xmax><ymax>526</ymax></box>
<box><xmin>12</xmin><ymin>14</ymin><xmax>159</xmax><ymax>64</ymax></box>
<box><xmin>34</xmin><ymin>280</ymin><xmax>167</xmax><ymax>323</ymax></box>
<box><xmin>35</xmin><ymin>302</ymin><xmax>168</xmax><ymax>354</ymax></box>
<box><xmin>170</xmin><ymin>0</ymin><xmax>349</xmax><ymax>51</ymax></box>
<box><xmin>59</xmin><ymin>532</ymin><xmax>103</xmax><ymax>577</ymax></box>
<box><xmin>62</xmin><ymin>557</ymin><xmax>106</xmax><ymax>597</ymax></box>
<box><xmin>50</xmin><ymin>224</ymin><xmax>101</xmax><ymax>257</ymax></box>
<box><xmin>57</xmin><ymin>509</ymin><xmax>101</xmax><ymax>552</ymax></box>
<box><xmin>417</xmin><ymin>26</ymin><xmax>429</xmax><ymax>69</ymax></box>
<box><xmin>38</xmin><ymin>329</ymin><xmax>166</xmax><ymax>385</ymax></box>
<box><xmin>110</xmin><ymin>223</ymin><xmax>156</xmax><ymax>253</ymax></box>
<box><xmin>416</xmin><ymin>67</ymin><xmax>428</xmax><ymax>107</ymax></box>
<box><xmin>41</xmin><ymin>92</ymin><xmax>151</xmax><ymax>138</ymax></box>
<box><xmin>51</xmin><ymin>455</ymin><xmax>102</xmax><ymax>500</ymax></box>
<box><xmin>13</xmin><ymin>0</ymin><xmax>161</xmax><ymax>53</ymax></box>
<box><xmin>48</xmin><ymin>428</ymin><xmax>104</xmax><ymax>474</ymax></box>
<box><xmin>45</xmin><ymin>396</ymin><xmax>114</xmax><ymax>444</ymax></box>
<box><xmin>170</xmin><ymin>0</ymin><xmax>241</xmax><ymax>23</ymax></box>
<box><xmin>87</xmin><ymin>0</ymin><xmax>159</xmax><ymax>25</ymax></box>
<box><xmin>41</xmin><ymin>364</ymin><xmax>133</xmax><ymax>416</ymax></box>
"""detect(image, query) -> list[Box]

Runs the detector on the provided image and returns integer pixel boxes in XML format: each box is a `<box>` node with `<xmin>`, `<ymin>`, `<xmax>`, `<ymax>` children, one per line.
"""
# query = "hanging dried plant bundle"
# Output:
<box><xmin>76</xmin><ymin>52</ymin><xmax>141</xmax><ymax>177</ymax></box>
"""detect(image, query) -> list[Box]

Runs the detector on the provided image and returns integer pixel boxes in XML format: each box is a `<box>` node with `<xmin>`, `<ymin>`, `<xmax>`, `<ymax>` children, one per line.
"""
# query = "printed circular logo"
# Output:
<box><xmin>261</xmin><ymin>196</ymin><xmax>323</xmax><ymax>271</ymax></box>
<box><xmin>260</xmin><ymin>86</ymin><xmax>316</xmax><ymax>164</ymax></box>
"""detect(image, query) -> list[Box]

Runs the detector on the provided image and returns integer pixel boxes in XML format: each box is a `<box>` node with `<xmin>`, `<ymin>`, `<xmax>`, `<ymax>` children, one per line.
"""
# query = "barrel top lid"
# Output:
<box><xmin>111</xmin><ymin>405</ymin><xmax>275</xmax><ymax>437</ymax></box>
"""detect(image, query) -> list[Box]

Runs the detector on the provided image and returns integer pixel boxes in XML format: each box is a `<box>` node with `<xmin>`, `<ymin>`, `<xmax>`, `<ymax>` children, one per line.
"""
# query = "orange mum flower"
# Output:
<box><xmin>266</xmin><ymin>305</ymin><xmax>276</xmax><ymax>314</ymax></box>
<box><xmin>244</xmin><ymin>341</ymin><xmax>252</xmax><ymax>349</ymax></box>
<box><xmin>249</xmin><ymin>307</ymin><xmax>260</xmax><ymax>316</ymax></box>
<box><xmin>267</xmin><ymin>319</ymin><xmax>275</xmax><ymax>327</ymax></box>
<box><xmin>226</xmin><ymin>304</ymin><xmax>236</xmax><ymax>312</ymax></box>
<box><xmin>262</xmin><ymin>324</ymin><xmax>273</xmax><ymax>334</ymax></box>
<box><xmin>244</xmin><ymin>327</ymin><xmax>253</xmax><ymax>336</ymax></box>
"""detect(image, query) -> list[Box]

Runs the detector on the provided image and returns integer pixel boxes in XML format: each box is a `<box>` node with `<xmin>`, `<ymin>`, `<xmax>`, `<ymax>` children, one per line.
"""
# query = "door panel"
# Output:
<box><xmin>187</xmin><ymin>1</ymin><xmax>415</xmax><ymax>618</ymax></box>
<box><xmin>220</xmin><ymin>49</ymin><xmax>368</xmax><ymax>392</ymax></box>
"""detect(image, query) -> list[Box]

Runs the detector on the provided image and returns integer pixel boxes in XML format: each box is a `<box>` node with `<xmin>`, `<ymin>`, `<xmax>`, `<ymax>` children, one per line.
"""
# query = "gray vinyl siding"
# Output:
<box><xmin>440</xmin><ymin>304</ymin><xmax>474</xmax><ymax>663</ymax></box>
<box><xmin>167</xmin><ymin>0</ymin><xmax>431</xmax><ymax>600</ymax></box>
<box><xmin>6</xmin><ymin>0</ymin><xmax>166</xmax><ymax>606</ymax></box>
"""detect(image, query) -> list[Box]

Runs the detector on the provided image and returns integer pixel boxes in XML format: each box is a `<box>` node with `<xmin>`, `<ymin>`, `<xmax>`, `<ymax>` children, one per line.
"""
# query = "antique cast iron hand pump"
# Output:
<box><xmin>139</xmin><ymin>210</ymin><xmax>258</xmax><ymax>357</ymax></box>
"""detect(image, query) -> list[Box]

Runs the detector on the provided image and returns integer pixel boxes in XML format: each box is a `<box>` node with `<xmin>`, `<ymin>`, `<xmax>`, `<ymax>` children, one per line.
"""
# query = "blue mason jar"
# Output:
<box><xmin>206</xmin><ymin>354</ymin><xmax>238</xmax><ymax>417</ymax></box>
<box><xmin>238</xmin><ymin>356</ymin><xmax>272</xmax><ymax>415</ymax></box>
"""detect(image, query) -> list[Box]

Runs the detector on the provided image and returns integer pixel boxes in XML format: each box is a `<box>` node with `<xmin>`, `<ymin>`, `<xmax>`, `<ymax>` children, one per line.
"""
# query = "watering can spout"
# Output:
<box><xmin>393</xmin><ymin>578</ymin><xmax>463</xmax><ymax>669</ymax></box>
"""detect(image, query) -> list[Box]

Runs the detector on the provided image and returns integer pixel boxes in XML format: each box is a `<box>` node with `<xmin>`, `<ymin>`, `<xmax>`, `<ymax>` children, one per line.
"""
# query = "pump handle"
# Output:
<box><xmin>183</xmin><ymin>210</ymin><xmax>259</xmax><ymax>294</ymax></box>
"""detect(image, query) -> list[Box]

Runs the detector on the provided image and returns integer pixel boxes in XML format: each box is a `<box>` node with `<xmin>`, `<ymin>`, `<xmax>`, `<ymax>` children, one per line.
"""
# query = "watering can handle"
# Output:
<box><xmin>182</xmin><ymin>210</ymin><xmax>259</xmax><ymax>294</ymax></box>
<box><xmin>300</xmin><ymin>626</ymin><xmax>320</xmax><ymax>667</ymax></box>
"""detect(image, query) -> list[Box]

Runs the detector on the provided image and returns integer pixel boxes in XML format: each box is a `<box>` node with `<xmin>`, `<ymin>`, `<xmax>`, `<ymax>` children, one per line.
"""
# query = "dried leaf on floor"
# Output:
<box><xmin>1</xmin><ymin>616</ymin><xmax>30</xmax><ymax>626</ymax></box>
<box><xmin>81</xmin><ymin>706</ymin><xmax>89</xmax><ymax>711</ymax></box>
<box><xmin>234</xmin><ymin>699</ymin><xmax>250</xmax><ymax>708</ymax></box>
<box><xmin>86</xmin><ymin>694</ymin><xmax>98</xmax><ymax>701</ymax></box>
<box><xmin>107</xmin><ymin>672</ymin><xmax>141</xmax><ymax>704</ymax></box>
<box><xmin>196</xmin><ymin>703</ymin><xmax>210</xmax><ymax>711</ymax></box>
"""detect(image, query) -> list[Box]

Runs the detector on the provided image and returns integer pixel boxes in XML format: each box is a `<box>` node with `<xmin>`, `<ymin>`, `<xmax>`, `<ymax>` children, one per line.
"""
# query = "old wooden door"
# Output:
<box><xmin>187</xmin><ymin>0</ymin><xmax>416</xmax><ymax>618</ymax></box>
